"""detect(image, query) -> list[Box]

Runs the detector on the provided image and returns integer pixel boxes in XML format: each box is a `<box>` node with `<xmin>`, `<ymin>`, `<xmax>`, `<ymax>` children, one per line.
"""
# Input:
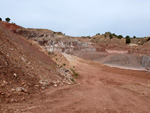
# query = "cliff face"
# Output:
<box><xmin>45</xmin><ymin>40</ymin><xmax>96</xmax><ymax>53</ymax></box>
<box><xmin>16</xmin><ymin>29</ymin><xmax>97</xmax><ymax>53</ymax></box>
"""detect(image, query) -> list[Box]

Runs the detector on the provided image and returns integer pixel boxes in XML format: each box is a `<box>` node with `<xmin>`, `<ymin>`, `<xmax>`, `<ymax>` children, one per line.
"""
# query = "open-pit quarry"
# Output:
<box><xmin>34</xmin><ymin>32</ymin><xmax>150</xmax><ymax>71</ymax></box>
<box><xmin>1</xmin><ymin>22</ymin><xmax>150</xmax><ymax>113</ymax></box>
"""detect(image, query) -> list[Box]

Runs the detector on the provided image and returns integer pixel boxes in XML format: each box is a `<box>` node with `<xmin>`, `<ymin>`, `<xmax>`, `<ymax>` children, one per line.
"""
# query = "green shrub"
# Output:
<box><xmin>125</xmin><ymin>35</ymin><xmax>131</xmax><ymax>44</ymax></box>
<box><xmin>71</xmin><ymin>68</ymin><xmax>78</xmax><ymax>79</ymax></box>
<box><xmin>5</xmin><ymin>17</ymin><xmax>10</xmax><ymax>22</ymax></box>
<box><xmin>75</xmin><ymin>73</ymin><xmax>78</xmax><ymax>78</ymax></box>
<box><xmin>117</xmin><ymin>35</ymin><xmax>123</xmax><ymax>39</ymax></box>
<box><xmin>81</xmin><ymin>36</ymin><xmax>86</xmax><ymax>38</ymax></box>
<box><xmin>48</xmin><ymin>51</ymin><xmax>54</xmax><ymax>55</ymax></box>
<box><xmin>109</xmin><ymin>34</ymin><xmax>113</xmax><ymax>39</ymax></box>
<box><xmin>87</xmin><ymin>36</ymin><xmax>91</xmax><ymax>38</ymax></box>
<box><xmin>112</xmin><ymin>33</ymin><xmax>117</xmax><ymax>36</ymax></box>
<box><xmin>71</xmin><ymin>78</ymin><xmax>74</xmax><ymax>82</ymax></box>
<box><xmin>57</xmin><ymin>32</ymin><xmax>63</xmax><ymax>35</ymax></box>
<box><xmin>126</xmin><ymin>38</ymin><xmax>130</xmax><ymax>44</ymax></box>
<box><xmin>133</xmin><ymin>36</ymin><xmax>136</xmax><ymax>38</ymax></box>
<box><xmin>0</xmin><ymin>18</ymin><xmax>2</xmax><ymax>21</ymax></box>
<box><xmin>147</xmin><ymin>37</ymin><xmax>150</xmax><ymax>41</ymax></box>
<box><xmin>126</xmin><ymin>35</ymin><xmax>130</xmax><ymax>39</ymax></box>
<box><xmin>96</xmin><ymin>33</ymin><xmax>100</xmax><ymax>35</ymax></box>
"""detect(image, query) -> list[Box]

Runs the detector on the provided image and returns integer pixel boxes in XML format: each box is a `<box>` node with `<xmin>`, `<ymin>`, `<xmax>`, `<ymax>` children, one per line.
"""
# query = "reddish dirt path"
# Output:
<box><xmin>5</xmin><ymin>55</ymin><xmax>150</xmax><ymax>113</ymax></box>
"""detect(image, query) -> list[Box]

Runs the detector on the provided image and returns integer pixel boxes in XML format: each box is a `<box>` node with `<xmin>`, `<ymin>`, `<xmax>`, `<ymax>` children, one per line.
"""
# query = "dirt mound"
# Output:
<box><xmin>0</xmin><ymin>22</ymin><xmax>63</xmax><ymax>108</ymax></box>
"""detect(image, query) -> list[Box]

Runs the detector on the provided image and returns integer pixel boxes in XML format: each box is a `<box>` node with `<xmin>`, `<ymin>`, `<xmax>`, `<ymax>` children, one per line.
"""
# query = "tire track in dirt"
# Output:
<box><xmin>8</xmin><ymin>54</ymin><xmax>150</xmax><ymax>113</ymax></box>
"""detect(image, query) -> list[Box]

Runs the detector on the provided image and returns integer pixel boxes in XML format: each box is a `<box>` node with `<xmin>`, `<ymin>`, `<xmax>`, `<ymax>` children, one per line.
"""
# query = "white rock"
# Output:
<box><xmin>16</xmin><ymin>87</ymin><xmax>28</xmax><ymax>93</ymax></box>
<box><xmin>54</xmin><ymin>84</ymin><xmax>57</xmax><ymax>87</ymax></box>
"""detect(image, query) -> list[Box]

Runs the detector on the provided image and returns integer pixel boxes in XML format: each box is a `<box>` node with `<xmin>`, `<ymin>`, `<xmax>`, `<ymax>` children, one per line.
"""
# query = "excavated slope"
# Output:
<box><xmin>0</xmin><ymin>22</ymin><xmax>62</xmax><ymax>105</ymax></box>
<box><xmin>16</xmin><ymin>28</ymin><xmax>150</xmax><ymax>70</ymax></box>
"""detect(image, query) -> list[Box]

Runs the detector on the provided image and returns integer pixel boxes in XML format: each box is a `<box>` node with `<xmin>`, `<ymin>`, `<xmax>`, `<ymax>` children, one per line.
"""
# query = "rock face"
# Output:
<box><xmin>16</xmin><ymin>28</ymin><xmax>97</xmax><ymax>54</ymax></box>
<box><xmin>45</xmin><ymin>40</ymin><xmax>96</xmax><ymax>53</ymax></box>
<box><xmin>16</xmin><ymin>29</ymin><xmax>54</xmax><ymax>39</ymax></box>
<box><xmin>141</xmin><ymin>56</ymin><xmax>150</xmax><ymax>69</ymax></box>
<box><xmin>16</xmin><ymin>27</ymin><xmax>150</xmax><ymax>71</ymax></box>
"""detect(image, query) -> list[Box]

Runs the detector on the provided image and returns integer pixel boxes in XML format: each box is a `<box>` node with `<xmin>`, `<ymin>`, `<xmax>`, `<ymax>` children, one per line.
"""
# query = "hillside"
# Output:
<box><xmin>1</xmin><ymin>22</ymin><xmax>150</xmax><ymax>113</ymax></box>
<box><xmin>16</xmin><ymin>27</ymin><xmax>150</xmax><ymax>70</ymax></box>
<box><xmin>0</xmin><ymin>22</ymin><xmax>67</xmax><ymax>111</ymax></box>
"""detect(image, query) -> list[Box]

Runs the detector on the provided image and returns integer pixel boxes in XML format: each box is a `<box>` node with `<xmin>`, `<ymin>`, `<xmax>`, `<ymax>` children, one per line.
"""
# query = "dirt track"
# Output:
<box><xmin>1</xmin><ymin>21</ymin><xmax>150</xmax><ymax>113</ymax></box>
<box><xmin>4</xmin><ymin>54</ymin><xmax>150</xmax><ymax>113</ymax></box>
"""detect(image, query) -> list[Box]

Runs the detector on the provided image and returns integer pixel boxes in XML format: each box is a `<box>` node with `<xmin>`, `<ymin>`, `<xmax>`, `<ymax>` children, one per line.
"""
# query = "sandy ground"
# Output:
<box><xmin>4</xmin><ymin>54</ymin><xmax>150</xmax><ymax>113</ymax></box>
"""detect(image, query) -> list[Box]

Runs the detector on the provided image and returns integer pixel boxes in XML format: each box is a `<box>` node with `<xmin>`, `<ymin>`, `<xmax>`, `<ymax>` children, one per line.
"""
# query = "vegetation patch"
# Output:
<box><xmin>48</xmin><ymin>51</ymin><xmax>54</xmax><ymax>56</ymax></box>
<box><xmin>125</xmin><ymin>36</ymin><xmax>131</xmax><ymax>44</ymax></box>
<box><xmin>117</xmin><ymin>35</ymin><xmax>123</xmax><ymax>39</ymax></box>
<box><xmin>71</xmin><ymin>68</ymin><xmax>78</xmax><ymax>79</ymax></box>
<box><xmin>147</xmin><ymin>37</ymin><xmax>150</xmax><ymax>42</ymax></box>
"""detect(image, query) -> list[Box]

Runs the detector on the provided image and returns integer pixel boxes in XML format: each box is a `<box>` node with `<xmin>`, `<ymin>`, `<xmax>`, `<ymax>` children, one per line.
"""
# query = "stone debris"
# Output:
<box><xmin>53</xmin><ymin>83</ymin><xmax>57</xmax><ymax>87</ymax></box>
<box><xmin>58</xmin><ymin>67</ymin><xmax>74</xmax><ymax>85</ymax></box>
<box><xmin>13</xmin><ymin>73</ymin><xmax>17</xmax><ymax>77</ymax></box>
<box><xmin>16</xmin><ymin>87</ymin><xmax>28</xmax><ymax>93</ymax></box>
<box><xmin>21</xmin><ymin>57</ymin><xmax>26</xmax><ymax>62</ymax></box>
<box><xmin>39</xmin><ymin>80</ymin><xmax>50</xmax><ymax>87</ymax></box>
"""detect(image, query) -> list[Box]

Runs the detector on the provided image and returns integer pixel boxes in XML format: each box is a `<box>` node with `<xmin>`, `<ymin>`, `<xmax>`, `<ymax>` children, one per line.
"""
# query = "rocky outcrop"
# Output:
<box><xmin>45</xmin><ymin>40</ymin><xmax>96</xmax><ymax>53</ymax></box>
<box><xmin>16</xmin><ymin>29</ymin><xmax>54</xmax><ymax>39</ymax></box>
<box><xmin>16</xmin><ymin>29</ymin><xmax>97</xmax><ymax>53</ymax></box>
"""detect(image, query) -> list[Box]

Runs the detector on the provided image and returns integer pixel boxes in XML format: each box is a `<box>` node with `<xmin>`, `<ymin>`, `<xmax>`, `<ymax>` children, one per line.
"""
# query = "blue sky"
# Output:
<box><xmin>0</xmin><ymin>0</ymin><xmax>150</xmax><ymax>37</ymax></box>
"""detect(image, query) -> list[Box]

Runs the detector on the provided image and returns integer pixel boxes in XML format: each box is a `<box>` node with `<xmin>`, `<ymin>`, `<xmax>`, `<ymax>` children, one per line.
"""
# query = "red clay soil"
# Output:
<box><xmin>1</xmin><ymin>22</ymin><xmax>150</xmax><ymax>113</ymax></box>
<box><xmin>4</xmin><ymin>55</ymin><xmax>150</xmax><ymax>113</ymax></box>
<box><xmin>0</xmin><ymin>22</ymin><xmax>62</xmax><ymax>112</ymax></box>
<box><xmin>0</xmin><ymin>21</ymin><xmax>23</xmax><ymax>32</ymax></box>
